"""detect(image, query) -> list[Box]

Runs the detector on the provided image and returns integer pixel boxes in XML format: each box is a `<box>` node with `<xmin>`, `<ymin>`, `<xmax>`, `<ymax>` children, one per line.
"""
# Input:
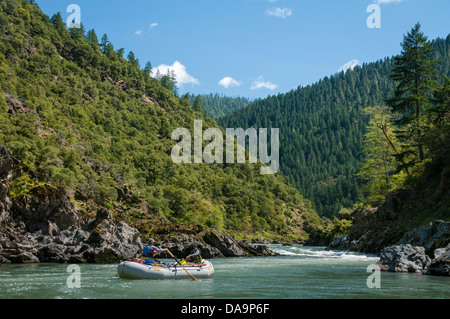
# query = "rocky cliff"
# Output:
<box><xmin>0</xmin><ymin>145</ymin><xmax>276</xmax><ymax>264</ymax></box>
<box><xmin>325</xmin><ymin>188</ymin><xmax>450</xmax><ymax>276</ymax></box>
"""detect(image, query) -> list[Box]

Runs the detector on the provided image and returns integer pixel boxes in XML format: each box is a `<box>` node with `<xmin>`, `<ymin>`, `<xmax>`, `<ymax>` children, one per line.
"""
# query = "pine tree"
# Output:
<box><xmin>430</xmin><ymin>76</ymin><xmax>450</xmax><ymax>126</ymax></box>
<box><xmin>193</xmin><ymin>96</ymin><xmax>203</xmax><ymax>114</ymax></box>
<box><xmin>116</xmin><ymin>48</ymin><xmax>125</xmax><ymax>59</ymax></box>
<box><xmin>157</xmin><ymin>70</ymin><xmax>178</xmax><ymax>96</ymax></box>
<box><xmin>386</xmin><ymin>23</ymin><xmax>438</xmax><ymax>163</ymax></box>
<box><xmin>86</xmin><ymin>29</ymin><xmax>100</xmax><ymax>50</ymax></box>
<box><xmin>69</xmin><ymin>22</ymin><xmax>85</xmax><ymax>40</ymax></box>
<box><xmin>357</xmin><ymin>106</ymin><xmax>405</xmax><ymax>205</ymax></box>
<box><xmin>127</xmin><ymin>51</ymin><xmax>139</xmax><ymax>68</ymax></box>
<box><xmin>424</xmin><ymin>76</ymin><xmax>450</xmax><ymax>159</ymax></box>
<box><xmin>50</xmin><ymin>12</ymin><xmax>66</xmax><ymax>34</ymax></box>
<box><xmin>144</xmin><ymin>61</ymin><xmax>152</xmax><ymax>76</ymax></box>
<box><xmin>100</xmin><ymin>34</ymin><xmax>110</xmax><ymax>54</ymax></box>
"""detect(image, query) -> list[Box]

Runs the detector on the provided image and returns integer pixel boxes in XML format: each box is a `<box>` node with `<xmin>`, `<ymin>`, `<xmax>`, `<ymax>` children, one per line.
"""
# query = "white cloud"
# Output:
<box><xmin>250</xmin><ymin>76</ymin><xmax>278</xmax><ymax>90</ymax></box>
<box><xmin>338</xmin><ymin>59</ymin><xmax>360</xmax><ymax>73</ymax></box>
<box><xmin>149</xmin><ymin>22</ymin><xmax>158</xmax><ymax>28</ymax></box>
<box><xmin>135</xmin><ymin>30</ymin><xmax>143</xmax><ymax>35</ymax></box>
<box><xmin>218</xmin><ymin>77</ymin><xmax>241</xmax><ymax>88</ymax></box>
<box><xmin>375</xmin><ymin>0</ymin><xmax>406</xmax><ymax>4</ymax></box>
<box><xmin>265</xmin><ymin>7</ymin><xmax>292</xmax><ymax>18</ymax></box>
<box><xmin>153</xmin><ymin>61</ymin><xmax>199</xmax><ymax>86</ymax></box>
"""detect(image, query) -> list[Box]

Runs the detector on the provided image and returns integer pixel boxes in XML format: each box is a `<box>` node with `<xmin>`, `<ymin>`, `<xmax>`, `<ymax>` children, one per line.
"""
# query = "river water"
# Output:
<box><xmin>0</xmin><ymin>245</ymin><xmax>448</xmax><ymax>299</ymax></box>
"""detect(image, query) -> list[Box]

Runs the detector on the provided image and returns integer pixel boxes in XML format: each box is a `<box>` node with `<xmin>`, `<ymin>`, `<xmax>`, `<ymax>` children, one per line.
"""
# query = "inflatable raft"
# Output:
<box><xmin>117</xmin><ymin>260</ymin><xmax>214</xmax><ymax>279</ymax></box>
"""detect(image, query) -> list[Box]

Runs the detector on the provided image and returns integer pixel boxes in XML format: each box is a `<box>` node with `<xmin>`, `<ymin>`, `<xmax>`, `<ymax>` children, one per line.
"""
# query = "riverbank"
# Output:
<box><xmin>1</xmin><ymin>245</ymin><xmax>449</xmax><ymax>299</ymax></box>
<box><xmin>326</xmin><ymin>219</ymin><xmax>450</xmax><ymax>277</ymax></box>
<box><xmin>0</xmin><ymin>145</ymin><xmax>279</xmax><ymax>264</ymax></box>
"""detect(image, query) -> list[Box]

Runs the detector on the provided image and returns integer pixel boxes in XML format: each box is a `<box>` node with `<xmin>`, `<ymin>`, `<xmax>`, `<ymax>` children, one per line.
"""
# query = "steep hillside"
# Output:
<box><xmin>190</xmin><ymin>94</ymin><xmax>252</xmax><ymax>120</ymax></box>
<box><xmin>220</xmin><ymin>36</ymin><xmax>450</xmax><ymax>218</ymax></box>
<box><xmin>0</xmin><ymin>0</ymin><xmax>323</xmax><ymax>243</ymax></box>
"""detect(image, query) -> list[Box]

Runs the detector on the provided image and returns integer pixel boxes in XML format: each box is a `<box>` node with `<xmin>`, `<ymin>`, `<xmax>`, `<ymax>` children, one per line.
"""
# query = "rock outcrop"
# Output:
<box><xmin>326</xmin><ymin>235</ymin><xmax>350</xmax><ymax>251</ymax></box>
<box><xmin>322</xmin><ymin>182</ymin><xmax>450</xmax><ymax>277</ymax></box>
<box><xmin>375</xmin><ymin>220</ymin><xmax>450</xmax><ymax>275</ymax></box>
<box><xmin>376</xmin><ymin>243</ymin><xmax>450</xmax><ymax>276</ymax></box>
<box><xmin>147</xmin><ymin>228</ymin><xmax>278</xmax><ymax>260</ymax></box>
<box><xmin>323</xmin><ymin>186</ymin><xmax>450</xmax><ymax>277</ymax></box>
<box><xmin>376</xmin><ymin>244</ymin><xmax>431</xmax><ymax>274</ymax></box>
<box><xmin>427</xmin><ymin>244</ymin><xmax>450</xmax><ymax>276</ymax></box>
<box><xmin>347</xmin><ymin>189</ymin><xmax>414</xmax><ymax>254</ymax></box>
<box><xmin>397</xmin><ymin>220</ymin><xmax>450</xmax><ymax>255</ymax></box>
<box><xmin>0</xmin><ymin>145</ymin><xmax>276</xmax><ymax>263</ymax></box>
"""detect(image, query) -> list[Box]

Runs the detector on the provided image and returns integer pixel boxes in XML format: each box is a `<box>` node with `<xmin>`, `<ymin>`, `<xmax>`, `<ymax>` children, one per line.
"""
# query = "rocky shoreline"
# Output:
<box><xmin>2</xmin><ymin>142</ymin><xmax>449</xmax><ymax>278</ymax></box>
<box><xmin>0</xmin><ymin>145</ymin><xmax>277</xmax><ymax>265</ymax></box>
<box><xmin>321</xmin><ymin>185</ymin><xmax>450</xmax><ymax>277</ymax></box>
<box><xmin>0</xmin><ymin>204</ymin><xmax>278</xmax><ymax>264</ymax></box>
<box><xmin>327</xmin><ymin>219</ymin><xmax>450</xmax><ymax>276</ymax></box>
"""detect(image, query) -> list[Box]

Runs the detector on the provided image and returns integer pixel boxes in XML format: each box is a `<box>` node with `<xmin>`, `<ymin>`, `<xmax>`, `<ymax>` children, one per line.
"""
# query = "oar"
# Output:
<box><xmin>166</xmin><ymin>249</ymin><xmax>197</xmax><ymax>281</ymax></box>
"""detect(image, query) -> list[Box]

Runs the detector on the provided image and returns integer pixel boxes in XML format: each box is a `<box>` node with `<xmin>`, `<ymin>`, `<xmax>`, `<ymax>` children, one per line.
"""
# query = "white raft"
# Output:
<box><xmin>117</xmin><ymin>260</ymin><xmax>214</xmax><ymax>279</ymax></box>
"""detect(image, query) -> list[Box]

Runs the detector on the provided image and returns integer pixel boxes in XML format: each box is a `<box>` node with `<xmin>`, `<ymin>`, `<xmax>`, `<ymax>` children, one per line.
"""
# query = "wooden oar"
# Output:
<box><xmin>166</xmin><ymin>249</ymin><xmax>197</xmax><ymax>281</ymax></box>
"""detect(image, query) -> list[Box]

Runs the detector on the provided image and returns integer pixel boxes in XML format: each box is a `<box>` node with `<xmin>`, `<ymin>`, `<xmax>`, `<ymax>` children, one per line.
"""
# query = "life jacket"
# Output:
<box><xmin>142</xmin><ymin>245</ymin><xmax>151</xmax><ymax>256</ymax></box>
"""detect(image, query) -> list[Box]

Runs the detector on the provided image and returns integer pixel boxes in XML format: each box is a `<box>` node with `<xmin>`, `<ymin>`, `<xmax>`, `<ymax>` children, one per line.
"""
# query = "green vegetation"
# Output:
<box><xmin>220</xmin><ymin>32</ymin><xmax>450</xmax><ymax>218</ymax></box>
<box><xmin>386</xmin><ymin>23</ymin><xmax>439</xmax><ymax>167</ymax></box>
<box><xmin>0</xmin><ymin>0</ymin><xmax>322</xmax><ymax>241</ymax></box>
<box><xmin>357</xmin><ymin>106</ymin><xmax>406</xmax><ymax>206</ymax></box>
<box><xmin>191</xmin><ymin>94</ymin><xmax>252</xmax><ymax>120</ymax></box>
<box><xmin>360</xmin><ymin>24</ymin><xmax>450</xmax><ymax>206</ymax></box>
<box><xmin>10</xmin><ymin>172</ymin><xmax>55</xmax><ymax>199</ymax></box>
<box><xmin>346</xmin><ymin>24</ymin><xmax>450</xmax><ymax>241</ymax></box>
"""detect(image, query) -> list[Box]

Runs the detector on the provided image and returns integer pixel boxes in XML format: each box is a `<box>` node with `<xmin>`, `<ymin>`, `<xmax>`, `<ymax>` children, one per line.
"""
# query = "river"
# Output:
<box><xmin>0</xmin><ymin>245</ymin><xmax>448</xmax><ymax>299</ymax></box>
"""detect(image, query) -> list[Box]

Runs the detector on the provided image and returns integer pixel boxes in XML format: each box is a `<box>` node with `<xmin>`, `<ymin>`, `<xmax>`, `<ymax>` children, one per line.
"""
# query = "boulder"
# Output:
<box><xmin>199</xmin><ymin>228</ymin><xmax>248</xmax><ymax>257</ymax></box>
<box><xmin>82</xmin><ymin>209</ymin><xmax>143</xmax><ymax>263</ymax></box>
<box><xmin>5</xmin><ymin>251</ymin><xmax>39</xmax><ymax>263</ymax></box>
<box><xmin>426</xmin><ymin>244</ymin><xmax>450</xmax><ymax>277</ymax></box>
<box><xmin>376</xmin><ymin>244</ymin><xmax>431</xmax><ymax>274</ymax></box>
<box><xmin>397</xmin><ymin>220</ymin><xmax>450</xmax><ymax>254</ymax></box>
<box><xmin>243</xmin><ymin>243</ymin><xmax>278</xmax><ymax>256</ymax></box>
<box><xmin>157</xmin><ymin>234</ymin><xmax>224</xmax><ymax>259</ymax></box>
<box><xmin>327</xmin><ymin>235</ymin><xmax>350</xmax><ymax>251</ymax></box>
<box><xmin>0</xmin><ymin>144</ymin><xmax>276</xmax><ymax>264</ymax></box>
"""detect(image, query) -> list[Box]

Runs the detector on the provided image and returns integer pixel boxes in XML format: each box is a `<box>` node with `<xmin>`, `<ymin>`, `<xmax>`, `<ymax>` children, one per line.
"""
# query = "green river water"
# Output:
<box><xmin>0</xmin><ymin>245</ymin><xmax>448</xmax><ymax>299</ymax></box>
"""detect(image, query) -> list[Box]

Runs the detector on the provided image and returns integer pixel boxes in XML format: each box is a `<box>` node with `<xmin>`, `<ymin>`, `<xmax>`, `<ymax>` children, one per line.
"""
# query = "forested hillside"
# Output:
<box><xmin>189</xmin><ymin>94</ymin><xmax>251</xmax><ymax>120</ymax></box>
<box><xmin>332</xmin><ymin>24</ymin><xmax>450</xmax><ymax>253</ymax></box>
<box><xmin>0</xmin><ymin>0</ymin><xmax>323</xmax><ymax>242</ymax></box>
<box><xmin>220</xmin><ymin>35</ymin><xmax>450</xmax><ymax>218</ymax></box>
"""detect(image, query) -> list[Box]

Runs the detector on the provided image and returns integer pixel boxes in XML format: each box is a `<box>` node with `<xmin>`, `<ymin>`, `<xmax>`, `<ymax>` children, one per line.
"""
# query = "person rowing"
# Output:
<box><xmin>142</xmin><ymin>239</ymin><xmax>167</xmax><ymax>264</ymax></box>
<box><xmin>186</xmin><ymin>243</ymin><xmax>202</xmax><ymax>264</ymax></box>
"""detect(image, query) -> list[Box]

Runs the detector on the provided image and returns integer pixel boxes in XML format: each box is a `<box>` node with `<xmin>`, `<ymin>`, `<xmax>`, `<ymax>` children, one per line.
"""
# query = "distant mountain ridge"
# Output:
<box><xmin>219</xmin><ymin>35</ymin><xmax>450</xmax><ymax>218</ymax></box>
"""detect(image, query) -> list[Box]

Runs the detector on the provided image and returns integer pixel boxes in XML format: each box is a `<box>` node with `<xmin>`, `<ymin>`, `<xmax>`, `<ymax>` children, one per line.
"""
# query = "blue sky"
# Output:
<box><xmin>35</xmin><ymin>0</ymin><xmax>450</xmax><ymax>99</ymax></box>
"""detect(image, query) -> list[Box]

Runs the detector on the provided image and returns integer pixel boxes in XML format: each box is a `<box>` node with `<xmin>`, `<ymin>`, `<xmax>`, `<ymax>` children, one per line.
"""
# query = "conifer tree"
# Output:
<box><xmin>386</xmin><ymin>23</ymin><xmax>438</xmax><ymax>163</ymax></box>
<box><xmin>127</xmin><ymin>51</ymin><xmax>139</xmax><ymax>68</ymax></box>
<box><xmin>193</xmin><ymin>96</ymin><xmax>203</xmax><ymax>114</ymax></box>
<box><xmin>100</xmin><ymin>34</ymin><xmax>110</xmax><ymax>54</ymax></box>
<box><xmin>69</xmin><ymin>22</ymin><xmax>85</xmax><ymax>40</ymax></box>
<box><xmin>430</xmin><ymin>76</ymin><xmax>450</xmax><ymax>126</ymax></box>
<box><xmin>86</xmin><ymin>29</ymin><xmax>100</xmax><ymax>50</ymax></box>
<box><xmin>50</xmin><ymin>12</ymin><xmax>65</xmax><ymax>33</ymax></box>
<box><xmin>357</xmin><ymin>106</ymin><xmax>405</xmax><ymax>205</ymax></box>
<box><xmin>144</xmin><ymin>61</ymin><xmax>152</xmax><ymax>76</ymax></box>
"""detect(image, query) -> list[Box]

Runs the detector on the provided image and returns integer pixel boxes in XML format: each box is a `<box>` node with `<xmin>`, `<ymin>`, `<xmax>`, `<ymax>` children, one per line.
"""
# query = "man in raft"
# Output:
<box><xmin>186</xmin><ymin>243</ymin><xmax>202</xmax><ymax>264</ymax></box>
<box><xmin>141</xmin><ymin>239</ymin><xmax>168</xmax><ymax>264</ymax></box>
